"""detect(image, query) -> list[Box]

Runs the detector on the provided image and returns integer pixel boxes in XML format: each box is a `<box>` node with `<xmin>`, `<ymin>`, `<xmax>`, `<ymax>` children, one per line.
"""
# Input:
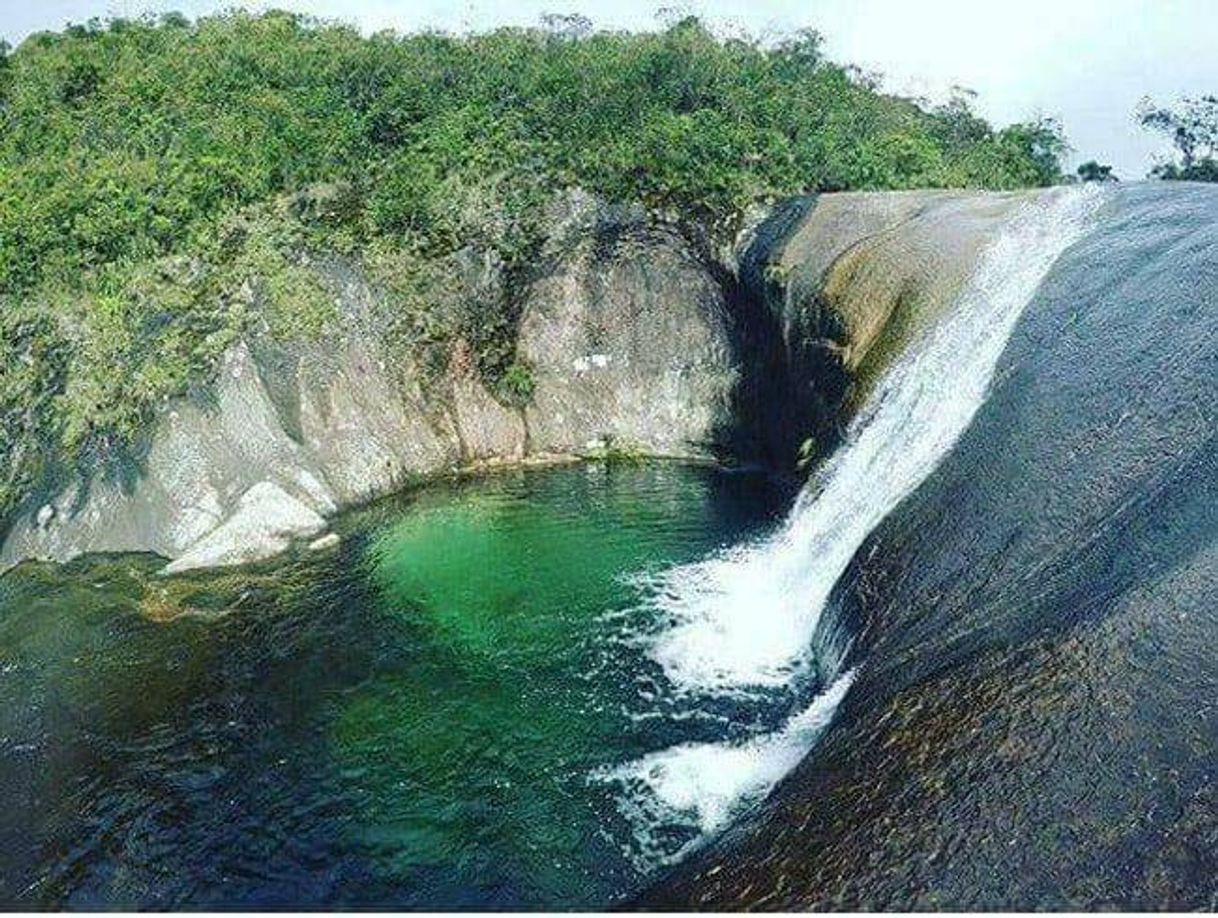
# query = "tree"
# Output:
<box><xmin>1076</xmin><ymin>160</ymin><xmax>1116</xmax><ymax>182</ymax></box>
<box><xmin>1138</xmin><ymin>95</ymin><xmax>1218</xmax><ymax>181</ymax></box>
<box><xmin>540</xmin><ymin>13</ymin><xmax>592</xmax><ymax>40</ymax></box>
<box><xmin>0</xmin><ymin>39</ymin><xmax>11</xmax><ymax>108</ymax></box>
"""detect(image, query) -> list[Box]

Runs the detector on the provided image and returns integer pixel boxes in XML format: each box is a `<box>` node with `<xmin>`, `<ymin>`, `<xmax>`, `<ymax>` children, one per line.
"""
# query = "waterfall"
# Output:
<box><xmin>604</xmin><ymin>186</ymin><xmax>1103</xmax><ymax>861</ymax></box>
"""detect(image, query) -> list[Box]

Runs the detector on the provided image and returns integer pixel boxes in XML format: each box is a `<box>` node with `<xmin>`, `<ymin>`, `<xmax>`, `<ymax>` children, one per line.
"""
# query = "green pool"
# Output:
<box><xmin>0</xmin><ymin>462</ymin><xmax>792</xmax><ymax>909</ymax></box>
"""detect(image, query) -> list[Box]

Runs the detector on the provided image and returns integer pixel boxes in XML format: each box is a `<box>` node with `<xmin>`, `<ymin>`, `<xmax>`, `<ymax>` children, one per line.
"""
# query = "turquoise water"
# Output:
<box><xmin>0</xmin><ymin>462</ymin><xmax>792</xmax><ymax>909</ymax></box>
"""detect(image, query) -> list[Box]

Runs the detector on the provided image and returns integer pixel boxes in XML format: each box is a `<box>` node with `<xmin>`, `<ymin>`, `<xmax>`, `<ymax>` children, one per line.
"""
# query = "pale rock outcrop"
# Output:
<box><xmin>307</xmin><ymin>532</ymin><xmax>341</xmax><ymax>552</ymax></box>
<box><xmin>163</xmin><ymin>481</ymin><xmax>326</xmax><ymax>574</ymax></box>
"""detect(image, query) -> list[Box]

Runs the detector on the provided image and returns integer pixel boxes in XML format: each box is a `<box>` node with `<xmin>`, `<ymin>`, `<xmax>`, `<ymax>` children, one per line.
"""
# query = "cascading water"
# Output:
<box><xmin>602</xmin><ymin>186</ymin><xmax>1104</xmax><ymax>862</ymax></box>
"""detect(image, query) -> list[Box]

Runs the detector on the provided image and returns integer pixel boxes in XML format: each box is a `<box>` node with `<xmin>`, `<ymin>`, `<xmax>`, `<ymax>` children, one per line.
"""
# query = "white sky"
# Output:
<box><xmin>3</xmin><ymin>0</ymin><xmax>1216</xmax><ymax>178</ymax></box>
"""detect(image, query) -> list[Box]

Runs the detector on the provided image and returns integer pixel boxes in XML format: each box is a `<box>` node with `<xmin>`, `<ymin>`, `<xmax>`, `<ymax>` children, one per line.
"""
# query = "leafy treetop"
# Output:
<box><xmin>1138</xmin><ymin>95</ymin><xmax>1218</xmax><ymax>182</ymax></box>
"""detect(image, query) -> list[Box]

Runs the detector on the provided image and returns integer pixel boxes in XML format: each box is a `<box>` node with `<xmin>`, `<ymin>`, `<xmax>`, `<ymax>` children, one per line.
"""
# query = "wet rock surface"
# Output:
<box><xmin>646</xmin><ymin>183</ymin><xmax>1218</xmax><ymax>910</ymax></box>
<box><xmin>731</xmin><ymin>189</ymin><xmax>1030</xmax><ymax>467</ymax></box>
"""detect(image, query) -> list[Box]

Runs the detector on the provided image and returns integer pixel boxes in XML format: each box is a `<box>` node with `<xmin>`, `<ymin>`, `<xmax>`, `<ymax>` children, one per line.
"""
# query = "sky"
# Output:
<box><xmin>3</xmin><ymin>0</ymin><xmax>1216</xmax><ymax>178</ymax></box>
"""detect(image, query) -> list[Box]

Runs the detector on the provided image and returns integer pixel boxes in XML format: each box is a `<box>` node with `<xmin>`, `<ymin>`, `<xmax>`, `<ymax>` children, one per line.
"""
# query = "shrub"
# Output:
<box><xmin>0</xmin><ymin>11</ymin><xmax>1066</xmax><ymax>527</ymax></box>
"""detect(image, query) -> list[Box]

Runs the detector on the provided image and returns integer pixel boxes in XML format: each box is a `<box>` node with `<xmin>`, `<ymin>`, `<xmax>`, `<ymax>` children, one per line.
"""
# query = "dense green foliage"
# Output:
<box><xmin>1138</xmin><ymin>95</ymin><xmax>1218</xmax><ymax>182</ymax></box>
<box><xmin>0</xmin><ymin>10</ymin><xmax>1066</xmax><ymax>524</ymax></box>
<box><xmin>1076</xmin><ymin>160</ymin><xmax>1115</xmax><ymax>183</ymax></box>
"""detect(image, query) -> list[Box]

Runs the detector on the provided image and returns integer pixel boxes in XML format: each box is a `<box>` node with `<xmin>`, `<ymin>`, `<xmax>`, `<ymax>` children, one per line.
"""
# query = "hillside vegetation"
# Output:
<box><xmin>1139</xmin><ymin>95</ymin><xmax>1218</xmax><ymax>181</ymax></box>
<box><xmin>0</xmin><ymin>10</ymin><xmax>1065</xmax><ymax>525</ymax></box>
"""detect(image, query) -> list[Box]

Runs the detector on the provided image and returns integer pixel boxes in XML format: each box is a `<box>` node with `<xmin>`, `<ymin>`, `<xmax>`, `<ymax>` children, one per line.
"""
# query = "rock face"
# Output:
<box><xmin>519</xmin><ymin>193</ymin><xmax>737</xmax><ymax>456</ymax></box>
<box><xmin>646</xmin><ymin>184</ymin><xmax>1218</xmax><ymax>909</ymax></box>
<box><xmin>732</xmin><ymin>189</ymin><xmax>1032</xmax><ymax>465</ymax></box>
<box><xmin>0</xmin><ymin>194</ymin><xmax>738</xmax><ymax>573</ymax></box>
<box><xmin>1</xmin><ymin>189</ymin><xmax>1037</xmax><ymax>574</ymax></box>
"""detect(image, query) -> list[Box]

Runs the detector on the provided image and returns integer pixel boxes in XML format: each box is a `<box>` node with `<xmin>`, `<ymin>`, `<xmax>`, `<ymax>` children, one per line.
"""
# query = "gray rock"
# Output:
<box><xmin>307</xmin><ymin>532</ymin><xmax>341</xmax><ymax>552</ymax></box>
<box><xmin>163</xmin><ymin>481</ymin><xmax>326</xmax><ymax>574</ymax></box>
<box><xmin>519</xmin><ymin>214</ymin><xmax>737</xmax><ymax>458</ymax></box>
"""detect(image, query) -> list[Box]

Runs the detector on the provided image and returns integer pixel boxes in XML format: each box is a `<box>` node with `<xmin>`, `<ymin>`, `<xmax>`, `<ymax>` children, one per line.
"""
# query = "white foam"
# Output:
<box><xmin>641</xmin><ymin>187</ymin><xmax>1102</xmax><ymax>692</ymax></box>
<box><xmin>600</xmin><ymin>669</ymin><xmax>857</xmax><ymax>856</ymax></box>
<box><xmin>602</xmin><ymin>188</ymin><xmax>1103</xmax><ymax>868</ymax></box>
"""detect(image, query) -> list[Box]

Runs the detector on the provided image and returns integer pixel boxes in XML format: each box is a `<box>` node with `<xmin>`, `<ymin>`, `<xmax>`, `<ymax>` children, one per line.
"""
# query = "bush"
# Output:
<box><xmin>0</xmin><ymin>11</ymin><xmax>1066</xmax><ymax>527</ymax></box>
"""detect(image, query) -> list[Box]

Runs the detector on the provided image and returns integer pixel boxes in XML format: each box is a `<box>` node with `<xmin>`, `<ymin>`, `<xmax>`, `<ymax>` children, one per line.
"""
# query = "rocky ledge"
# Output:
<box><xmin>1</xmin><ymin>189</ymin><xmax>1035</xmax><ymax>574</ymax></box>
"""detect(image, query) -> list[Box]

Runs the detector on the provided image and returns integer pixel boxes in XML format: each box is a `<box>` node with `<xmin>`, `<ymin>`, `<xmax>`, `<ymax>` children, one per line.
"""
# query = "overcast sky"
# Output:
<box><xmin>4</xmin><ymin>0</ymin><xmax>1215</xmax><ymax>178</ymax></box>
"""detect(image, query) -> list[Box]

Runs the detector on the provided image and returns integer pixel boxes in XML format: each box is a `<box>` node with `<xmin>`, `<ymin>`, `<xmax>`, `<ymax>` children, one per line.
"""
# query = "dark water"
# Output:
<box><xmin>651</xmin><ymin>183</ymin><xmax>1218</xmax><ymax>909</ymax></box>
<box><xmin>0</xmin><ymin>462</ymin><xmax>790</xmax><ymax>909</ymax></box>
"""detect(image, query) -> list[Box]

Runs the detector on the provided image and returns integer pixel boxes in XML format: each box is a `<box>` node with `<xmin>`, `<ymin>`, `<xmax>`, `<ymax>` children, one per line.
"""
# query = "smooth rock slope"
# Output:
<box><xmin>646</xmin><ymin>182</ymin><xmax>1218</xmax><ymax>910</ymax></box>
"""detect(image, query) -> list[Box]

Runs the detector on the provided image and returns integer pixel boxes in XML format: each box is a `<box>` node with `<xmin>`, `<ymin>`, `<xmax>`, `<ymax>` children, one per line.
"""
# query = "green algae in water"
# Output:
<box><xmin>0</xmin><ymin>462</ymin><xmax>789</xmax><ymax>909</ymax></box>
<box><xmin>332</xmin><ymin>463</ymin><xmax>788</xmax><ymax>906</ymax></box>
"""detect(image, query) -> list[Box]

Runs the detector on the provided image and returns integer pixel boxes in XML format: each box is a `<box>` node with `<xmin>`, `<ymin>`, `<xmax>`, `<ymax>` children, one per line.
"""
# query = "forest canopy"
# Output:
<box><xmin>0</xmin><ymin>10</ymin><xmax>1067</xmax><ymax>524</ymax></box>
<box><xmin>0</xmin><ymin>10</ymin><xmax>1067</xmax><ymax>297</ymax></box>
